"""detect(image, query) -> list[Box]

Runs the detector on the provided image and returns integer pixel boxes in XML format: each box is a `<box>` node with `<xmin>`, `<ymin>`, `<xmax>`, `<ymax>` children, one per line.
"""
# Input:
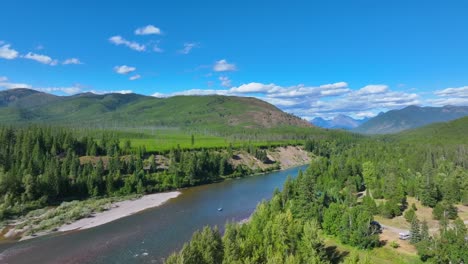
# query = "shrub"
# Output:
<box><xmin>390</xmin><ymin>240</ymin><xmax>399</xmax><ymax>248</ymax></box>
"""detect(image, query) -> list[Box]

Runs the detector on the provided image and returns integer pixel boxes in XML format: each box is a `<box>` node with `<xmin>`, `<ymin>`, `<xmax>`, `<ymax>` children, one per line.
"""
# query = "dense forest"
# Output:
<box><xmin>0</xmin><ymin>126</ymin><xmax>279</xmax><ymax>220</ymax></box>
<box><xmin>166</xmin><ymin>135</ymin><xmax>468</xmax><ymax>263</ymax></box>
<box><xmin>1</xmin><ymin>123</ymin><xmax>467</xmax><ymax>263</ymax></box>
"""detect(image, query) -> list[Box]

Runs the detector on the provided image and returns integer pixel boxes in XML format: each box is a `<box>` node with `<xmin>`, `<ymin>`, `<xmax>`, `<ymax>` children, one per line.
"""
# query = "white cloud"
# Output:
<box><xmin>109</xmin><ymin>36</ymin><xmax>145</xmax><ymax>51</ymax></box>
<box><xmin>356</xmin><ymin>84</ymin><xmax>388</xmax><ymax>95</ymax></box>
<box><xmin>219</xmin><ymin>76</ymin><xmax>231</xmax><ymax>87</ymax></box>
<box><xmin>430</xmin><ymin>86</ymin><xmax>468</xmax><ymax>106</ymax></box>
<box><xmin>0</xmin><ymin>44</ymin><xmax>19</xmax><ymax>59</ymax></box>
<box><xmin>153</xmin><ymin>44</ymin><xmax>163</xmax><ymax>53</ymax></box>
<box><xmin>135</xmin><ymin>25</ymin><xmax>162</xmax><ymax>35</ymax></box>
<box><xmin>288</xmin><ymin>86</ymin><xmax>420</xmax><ymax>119</ymax></box>
<box><xmin>0</xmin><ymin>77</ymin><xmax>32</xmax><ymax>89</ymax></box>
<box><xmin>23</xmin><ymin>52</ymin><xmax>58</xmax><ymax>65</ymax></box>
<box><xmin>320</xmin><ymin>82</ymin><xmax>348</xmax><ymax>89</ymax></box>
<box><xmin>428</xmin><ymin>97</ymin><xmax>468</xmax><ymax>106</ymax></box>
<box><xmin>229</xmin><ymin>82</ymin><xmax>349</xmax><ymax>99</ymax></box>
<box><xmin>63</xmin><ymin>58</ymin><xmax>83</xmax><ymax>65</ymax></box>
<box><xmin>434</xmin><ymin>86</ymin><xmax>468</xmax><ymax>98</ymax></box>
<box><xmin>179</xmin><ymin>43</ymin><xmax>198</xmax><ymax>54</ymax></box>
<box><xmin>114</xmin><ymin>65</ymin><xmax>136</xmax><ymax>74</ymax></box>
<box><xmin>151</xmin><ymin>92</ymin><xmax>169</xmax><ymax>98</ymax></box>
<box><xmin>230</xmin><ymin>83</ymin><xmax>279</xmax><ymax>93</ymax></box>
<box><xmin>88</xmin><ymin>89</ymin><xmax>133</xmax><ymax>95</ymax></box>
<box><xmin>0</xmin><ymin>77</ymin><xmax>134</xmax><ymax>96</ymax></box>
<box><xmin>129</xmin><ymin>74</ymin><xmax>141</xmax><ymax>81</ymax></box>
<box><xmin>172</xmin><ymin>89</ymin><xmax>230</xmax><ymax>96</ymax></box>
<box><xmin>38</xmin><ymin>86</ymin><xmax>83</xmax><ymax>95</ymax></box>
<box><xmin>213</xmin><ymin>59</ymin><xmax>237</xmax><ymax>72</ymax></box>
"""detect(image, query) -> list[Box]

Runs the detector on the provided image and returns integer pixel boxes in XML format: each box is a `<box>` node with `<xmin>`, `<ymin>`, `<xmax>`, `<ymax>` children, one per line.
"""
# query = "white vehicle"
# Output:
<box><xmin>399</xmin><ymin>232</ymin><xmax>411</xmax><ymax>240</ymax></box>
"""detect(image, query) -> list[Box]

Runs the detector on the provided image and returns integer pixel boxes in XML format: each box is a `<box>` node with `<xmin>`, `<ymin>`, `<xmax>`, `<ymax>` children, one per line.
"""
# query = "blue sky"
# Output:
<box><xmin>1</xmin><ymin>0</ymin><xmax>468</xmax><ymax>119</ymax></box>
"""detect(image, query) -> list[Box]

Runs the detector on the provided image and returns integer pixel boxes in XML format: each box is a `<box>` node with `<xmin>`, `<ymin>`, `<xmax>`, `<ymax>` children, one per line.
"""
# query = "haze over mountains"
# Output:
<box><xmin>0</xmin><ymin>88</ymin><xmax>311</xmax><ymax>129</ymax></box>
<box><xmin>311</xmin><ymin>105</ymin><xmax>468</xmax><ymax>134</ymax></box>
<box><xmin>353</xmin><ymin>105</ymin><xmax>468</xmax><ymax>134</ymax></box>
<box><xmin>311</xmin><ymin>115</ymin><xmax>369</xmax><ymax>130</ymax></box>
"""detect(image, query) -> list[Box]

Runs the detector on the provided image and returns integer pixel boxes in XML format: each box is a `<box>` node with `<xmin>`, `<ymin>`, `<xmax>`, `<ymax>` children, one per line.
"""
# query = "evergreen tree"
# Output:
<box><xmin>410</xmin><ymin>218</ymin><xmax>421</xmax><ymax>244</ymax></box>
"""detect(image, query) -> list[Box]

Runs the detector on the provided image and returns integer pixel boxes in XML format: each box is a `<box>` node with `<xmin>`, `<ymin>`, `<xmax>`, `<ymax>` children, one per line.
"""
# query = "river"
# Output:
<box><xmin>0</xmin><ymin>165</ymin><xmax>308</xmax><ymax>264</ymax></box>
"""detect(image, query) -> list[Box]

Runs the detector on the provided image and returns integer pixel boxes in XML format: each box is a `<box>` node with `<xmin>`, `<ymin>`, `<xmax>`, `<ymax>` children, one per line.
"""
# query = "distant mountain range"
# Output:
<box><xmin>353</xmin><ymin>105</ymin><xmax>468</xmax><ymax>134</ymax></box>
<box><xmin>311</xmin><ymin>115</ymin><xmax>369</xmax><ymax>130</ymax></box>
<box><xmin>0</xmin><ymin>88</ymin><xmax>312</xmax><ymax>130</ymax></box>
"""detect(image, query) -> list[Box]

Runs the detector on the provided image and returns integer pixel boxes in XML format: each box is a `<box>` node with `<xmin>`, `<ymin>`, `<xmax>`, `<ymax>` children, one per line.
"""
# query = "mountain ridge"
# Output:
<box><xmin>354</xmin><ymin>105</ymin><xmax>468</xmax><ymax>134</ymax></box>
<box><xmin>0</xmin><ymin>88</ymin><xmax>312</xmax><ymax>129</ymax></box>
<box><xmin>311</xmin><ymin>114</ymin><xmax>369</xmax><ymax>130</ymax></box>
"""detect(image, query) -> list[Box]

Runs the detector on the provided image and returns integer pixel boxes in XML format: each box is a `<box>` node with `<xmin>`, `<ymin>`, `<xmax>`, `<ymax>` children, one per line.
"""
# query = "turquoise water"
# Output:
<box><xmin>0</xmin><ymin>165</ymin><xmax>307</xmax><ymax>264</ymax></box>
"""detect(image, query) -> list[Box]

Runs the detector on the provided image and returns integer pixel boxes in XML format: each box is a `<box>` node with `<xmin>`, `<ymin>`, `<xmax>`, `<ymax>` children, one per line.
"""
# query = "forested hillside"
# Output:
<box><xmin>0</xmin><ymin>124</ymin><xmax>335</xmax><ymax>239</ymax></box>
<box><xmin>397</xmin><ymin>116</ymin><xmax>468</xmax><ymax>145</ymax></box>
<box><xmin>0</xmin><ymin>89</ymin><xmax>311</xmax><ymax>130</ymax></box>
<box><xmin>0</xmin><ymin>126</ymin><xmax>277</xmax><ymax>220</ymax></box>
<box><xmin>166</xmin><ymin>119</ymin><xmax>468</xmax><ymax>263</ymax></box>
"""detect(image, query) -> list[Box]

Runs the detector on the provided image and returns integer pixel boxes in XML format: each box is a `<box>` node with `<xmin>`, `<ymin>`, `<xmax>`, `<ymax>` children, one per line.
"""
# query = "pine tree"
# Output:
<box><xmin>420</xmin><ymin>220</ymin><xmax>430</xmax><ymax>242</ymax></box>
<box><xmin>410</xmin><ymin>218</ymin><xmax>421</xmax><ymax>244</ymax></box>
<box><xmin>404</xmin><ymin>208</ymin><xmax>416</xmax><ymax>223</ymax></box>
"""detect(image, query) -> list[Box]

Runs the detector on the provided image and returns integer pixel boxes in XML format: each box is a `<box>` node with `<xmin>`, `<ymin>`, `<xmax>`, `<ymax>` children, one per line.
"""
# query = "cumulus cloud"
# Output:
<box><xmin>219</xmin><ymin>76</ymin><xmax>232</xmax><ymax>87</ymax></box>
<box><xmin>287</xmin><ymin>87</ymin><xmax>420</xmax><ymax>119</ymax></box>
<box><xmin>23</xmin><ymin>52</ymin><xmax>58</xmax><ymax>65</ymax></box>
<box><xmin>434</xmin><ymin>86</ymin><xmax>468</xmax><ymax>98</ymax></box>
<box><xmin>171</xmin><ymin>89</ymin><xmax>230</xmax><ymax>96</ymax></box>
<box><xmin>213</xmin><ymin>59</ymin><xmax>236</xmax><ymax>72</ymax></box>
<box><xmin>63</xmin><ymin>58</ymin><xmax>83</xmax><ymax>65</ymax></box>
<box><xmin>430</xmin><ymin>86</ymin><xmax>468</xmax><ymax>106</ymax></box>
<box><xmin>109</xmin><ymin>36</ymin><xmax>145</xmax><ymax>51</ymax></box>
<box><xmin>0</xmin><ymin>77</ymin><xmax>135</xmax><ymax>96</ymax></box>
<box><xmin>0</xmin><ymin>77</ymin><xmax>32</xmax><ymax>89</ymax></box>
<box><xmin>0</xmin><ymin>44</ymin><xmax>19</xmax><ymax>59</ymax></box>
<box><xmin>0</xmin><ymin>77</ymin><xmax>80</xmax><ymax>94</ymax></box>
<box><xmin>229</xmin><ymin>83</ymin><xmax>278</xmax><ymax>93</ymax></box>
<box><xmin>356</xmin><ymin>84</ymin><xmax>388</xmax><ymax>95</ymax></box>
<box><xmin>88</xmin><ymin>89</ymin><xmax>133</xmax><ymax>94</ymax></box>
<box><xmin>38</xmin><ymin>86</ymin><xmax>83</xmax><ymax>95</ymax></box>
<box><xmin>129</xmin><ymin>74</ymin><xmax>141</xmax><ymax>81</ymax></box>
<box><xmin>179</xmin><ymin>43</ymin><xmax>198</xmax><ymax>54</ymax></box>
<box><xmin>114</xmin><ymin>65</ymin><xmax>136</xmax><ymax>74</ymax></box>
<box><xmin>135</xmin><ymin>25</ymin><xmax>162</xmax><ymax>35</ymax></box>
<box><xmin>151</xmin><ymin>92</ymin><xmax>168</xmax><ymax>98</ymax></box>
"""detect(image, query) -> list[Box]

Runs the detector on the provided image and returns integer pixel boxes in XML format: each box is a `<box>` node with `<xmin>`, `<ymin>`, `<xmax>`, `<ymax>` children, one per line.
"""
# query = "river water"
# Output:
<box><xmin>0</xmin><ymin>165</ymin><xmax>307</xmax><ymax>264</ymax></box>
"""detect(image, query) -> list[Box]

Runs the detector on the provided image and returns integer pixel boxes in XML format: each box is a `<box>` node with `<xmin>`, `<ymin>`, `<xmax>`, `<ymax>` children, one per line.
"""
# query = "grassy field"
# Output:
<box><xmin>323</xmin><ymin>235</ymin><xmax>422</xmax><ymax>264</ymax></box>
<box><xmin>78</xmin><ymin>126</ymin><xmax>335</xmax><ymax>152</ymax></box>
<box><xmin>125</xmin><ymin>132</ymin><xmax>304</xmax><ymax>152</ymax></box>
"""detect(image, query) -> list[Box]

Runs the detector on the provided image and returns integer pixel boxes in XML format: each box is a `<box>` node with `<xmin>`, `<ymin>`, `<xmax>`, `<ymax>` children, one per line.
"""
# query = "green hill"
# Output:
<box><xmin>396</xmin><ymin>115</ymin><xmax>468</xmax><ymax>144</ymax></box>
<box><xmin>0</xmin><ymin>88</ymin><xmax>312</xmax><ymax>130</ymax></box>
<box><xmin>354</xmin><ymin>105</ymin><xmax>468</xmax><ymax>134</ymax></box>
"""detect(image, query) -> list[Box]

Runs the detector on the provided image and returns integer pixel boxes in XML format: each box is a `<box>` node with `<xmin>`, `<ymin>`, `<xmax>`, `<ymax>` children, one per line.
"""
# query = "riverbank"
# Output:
<box><xmin>1</xmin><ymin>191</ymin><xmax>180</xmax><ymax>242</ymax></box>
<box><xmin>58</xmin><ymin>191</ymin><xmax>180</xmax><ymax>232</ymax></box>
<box><xmin>1</xmin><ymin>146</ymin><xmax>310</xmax><ymax>243</ymax></box>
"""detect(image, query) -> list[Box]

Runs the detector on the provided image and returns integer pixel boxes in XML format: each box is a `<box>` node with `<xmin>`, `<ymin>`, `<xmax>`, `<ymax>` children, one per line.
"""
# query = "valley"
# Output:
<box><xmin>0</xmin><ymin>90</ymin><xmax>466</xmax><ymax>264</ymax></box>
